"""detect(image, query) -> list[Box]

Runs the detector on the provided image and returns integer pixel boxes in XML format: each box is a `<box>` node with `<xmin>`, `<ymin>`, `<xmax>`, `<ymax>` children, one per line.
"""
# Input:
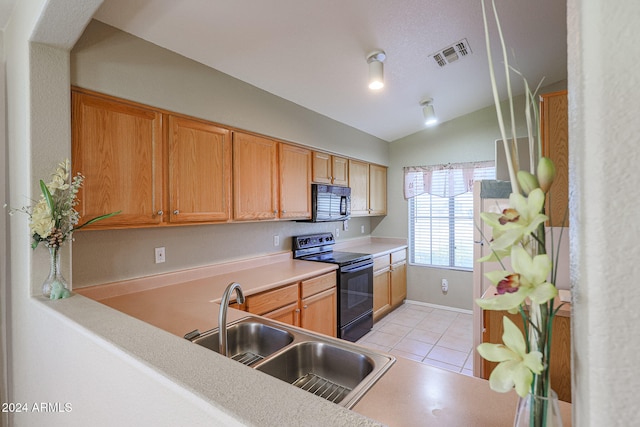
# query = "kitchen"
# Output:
<box><xmin>2</xmin><ymin>1</ymin><xmax>639</xmax><ymax>426</ymax></box>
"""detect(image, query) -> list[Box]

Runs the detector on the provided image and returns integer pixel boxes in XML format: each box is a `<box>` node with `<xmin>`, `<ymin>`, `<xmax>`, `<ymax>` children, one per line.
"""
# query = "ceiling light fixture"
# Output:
<box><xmin>420</xmin><ymin>98</ymin><xmax>438</xmax><ymax>126</ymax></box>
<box><xmin>367</xmin><ymin>50</ymin><xmax>386</xmax><ymax>90</ymax></box>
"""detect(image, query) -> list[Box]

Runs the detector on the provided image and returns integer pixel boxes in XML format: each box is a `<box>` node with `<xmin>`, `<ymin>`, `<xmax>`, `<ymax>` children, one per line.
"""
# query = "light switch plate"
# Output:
<box><xmin>155</xmin><ymin>247</ymin><xmax>166</xmax><ymax>264</ymax></box>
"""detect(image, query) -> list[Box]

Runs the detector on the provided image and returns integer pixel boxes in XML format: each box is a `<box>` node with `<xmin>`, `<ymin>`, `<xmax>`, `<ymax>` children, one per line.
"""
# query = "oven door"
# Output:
<box><xmin>338</xmin><ymin>259</ymin><xmax>373</xmax><ymax>329</ymax></box>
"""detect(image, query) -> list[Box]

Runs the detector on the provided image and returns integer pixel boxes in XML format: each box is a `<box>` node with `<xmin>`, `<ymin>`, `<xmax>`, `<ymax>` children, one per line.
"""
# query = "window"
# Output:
<box><xmin>406</xmin><ymin>163</ymin><xmax>495</xmax><ymax>270</ymax></box>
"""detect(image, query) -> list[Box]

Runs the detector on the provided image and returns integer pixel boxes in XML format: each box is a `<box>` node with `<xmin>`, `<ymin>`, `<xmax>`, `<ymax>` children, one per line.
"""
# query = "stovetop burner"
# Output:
<box><xmin>298</xmin><ymin>250</ymin><xmax>371</xmax><ymax>265</ymax></box>
<box><xmin>292</xmin><ymin>233</ymin><xmax>372</xmax><ymax>266</ymax></box>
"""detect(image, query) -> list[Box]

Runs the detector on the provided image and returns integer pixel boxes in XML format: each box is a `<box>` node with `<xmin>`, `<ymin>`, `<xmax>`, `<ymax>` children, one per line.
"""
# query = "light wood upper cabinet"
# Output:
<box><xmin>349</xmin><ymin>159</ymin><xmax>370</xmax><ymax>216</ymax></box>
<box><xmin>349</xmin><ymin>159</ymin><xmax>387</xmax><ymax>216</ymax></box>
<box><xmin>168</xmin><ymin>115</ymin><xmax>231</xmax><ymax>223</ymax></box>
<box><xmin>72</xmin><ymin>88</ymin><xmax>386</xmax><ymax>228</ymax></box>
<box><xmin>279</xmin><ymin>143</ymin><xmax>312</xmax><ymax>219</ymax></box>
<box><xmin>232</xmin><ymin>132</ymin><xmax>279</xmax><ymax>220</ymax></box>
<box><xmin>72</xmin><ymin>90</ymin><xmax>163</xmax><ymax>228</ymax></box>
<box><xmin>369</xmin><ymin>164</ymin><xmax>387</xmax><ymax>216</ymax></box>
<box><xmin>312</xmin><ymin>152</ymin><xmax>348</xmax><ymax>186</ymax></box>
<box><xmin>331</xmin><ymin>156</ymin><xmax>349</xmax><ymax>186</ymax></box>
<box><xmin>540</xmin><ymin>90</ymin><xmax>569</xmax><ymax>227</ymax></box>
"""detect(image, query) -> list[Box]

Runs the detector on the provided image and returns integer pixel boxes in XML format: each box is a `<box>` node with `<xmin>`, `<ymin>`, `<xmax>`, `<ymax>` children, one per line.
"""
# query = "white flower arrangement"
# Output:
<box><xmin>8</xmin><ymin>159</ymin><xmax>119</xmax><ymax>249</ymax></box>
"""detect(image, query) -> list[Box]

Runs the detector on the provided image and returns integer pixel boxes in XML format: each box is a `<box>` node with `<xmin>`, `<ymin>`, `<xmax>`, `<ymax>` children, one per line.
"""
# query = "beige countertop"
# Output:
<box><xmin>79</xmin><ymin>239</ymin><xmax>571</xmax><ymax>426</ymax></box>
<box><xmin>85</xmin><ymin>256</ymin><xmax>337</xmax><ymax>337</ymax></box>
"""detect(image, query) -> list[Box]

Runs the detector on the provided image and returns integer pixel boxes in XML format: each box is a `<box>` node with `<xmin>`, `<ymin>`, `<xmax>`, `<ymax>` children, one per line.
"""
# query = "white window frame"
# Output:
<box><xmin>407</xmin><ymin>162</ymin><xmax>495</xmax><ymax>271</ymax></box>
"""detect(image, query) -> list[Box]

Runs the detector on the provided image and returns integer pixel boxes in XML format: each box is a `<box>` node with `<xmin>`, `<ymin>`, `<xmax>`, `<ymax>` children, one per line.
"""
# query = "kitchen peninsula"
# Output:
<box><xmin>75</xmin><ymin>239</ymin><xmax>571</xmax><ymax>426</ymax></box>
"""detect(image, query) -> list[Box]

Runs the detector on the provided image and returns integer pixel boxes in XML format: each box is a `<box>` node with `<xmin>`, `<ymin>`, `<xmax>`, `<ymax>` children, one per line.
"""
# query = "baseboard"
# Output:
<box><xmin>404</xmin><ymin>299</ymin><xmax>473</xmax><ymax>315</ymax></box>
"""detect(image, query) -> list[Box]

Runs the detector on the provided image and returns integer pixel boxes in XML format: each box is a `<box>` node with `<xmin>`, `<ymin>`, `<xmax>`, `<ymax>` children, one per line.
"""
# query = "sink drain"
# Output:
<box><xmin>292</xmin><ymin>373</ymin><xmax>352</xmax><ymax>404</ymax></box>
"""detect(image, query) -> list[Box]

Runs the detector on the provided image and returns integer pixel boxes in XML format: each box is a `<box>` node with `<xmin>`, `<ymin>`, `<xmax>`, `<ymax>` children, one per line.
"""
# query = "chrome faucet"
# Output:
<box><xmin>218</xmin><ymin>282</ymin><xmax>245</xmax><ymax>357</ymax></box>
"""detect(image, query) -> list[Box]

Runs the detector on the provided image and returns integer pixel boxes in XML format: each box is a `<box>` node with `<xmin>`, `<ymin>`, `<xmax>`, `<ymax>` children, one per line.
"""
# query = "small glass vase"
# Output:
<box><xmin>42</xmin><ymin>246</ymin><xmax>70</xmax><ymax>300</ymax></box>
<box><xmin>514</xmin><ymin>389</ymin><xmax>563</xmax><ymax>427</ymax></box>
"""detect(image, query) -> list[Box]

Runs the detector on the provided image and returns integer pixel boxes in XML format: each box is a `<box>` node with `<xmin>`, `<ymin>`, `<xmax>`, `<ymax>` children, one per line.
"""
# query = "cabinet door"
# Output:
<box><xmin>373</xmin><ymin>267</ymin><xmax>391</xmax><ymax>321</ymax></box>
<box><xmin>390</xmin><ymin>261</ymin><xmax>407</xmax><ymax>307</ymax></box>
<box><xmin>369</xmin><ymin>164</ymin><xmax>387</xmax><ymax>215</ymax></box>
<box><xmin>263</xmin><ymin>302</ymin><xmax>300</xmax><ymax>327</ymax></box>
<box><xmin>300</xmin><ymin>288</ymin><xmax>337</xmax><ymax>337</ymax></box>
<box><xmin>540</xmin><ymin>90</ymin><xmax>569</xmax><ymax>227</ymax></box>
<box><xmin>72</xmin><ymin>90</ymin><xmax>163</xmax><ymax>227</ymax></box>
<box><xmin>349</xmin><ymin>159</ymin><xmax>370</xmax><ymax>216</ymax></box>
<box><xmin>331</xmin><ymin>156</ymin><xmax>349</xmax><ymax>186</ymax></box>
<box><xmin>168</xmin><ymin>115</ymin><xmax>231</xmax><ymax>223</ymax></box>
<box><xmin>312</xmin><ymin>151</ymin><xmax>332</xmax><ymax>184</ymax></box>
<box><xmin>279</xmin><ymin>143</ymin><xmax>312</xmax><ymax>219</ymax></box>
<box><xmin>232</xmin><ymin>132</ymin><xmax>279</xmax><ymax>220</ymax></box>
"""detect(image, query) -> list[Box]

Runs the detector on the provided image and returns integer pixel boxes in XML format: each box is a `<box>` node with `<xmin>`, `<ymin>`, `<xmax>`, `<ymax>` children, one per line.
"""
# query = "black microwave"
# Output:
<box><xmin>310</xmin><ymin>184</ymin><xmax>351</xmax><ymax>222</ymax></box>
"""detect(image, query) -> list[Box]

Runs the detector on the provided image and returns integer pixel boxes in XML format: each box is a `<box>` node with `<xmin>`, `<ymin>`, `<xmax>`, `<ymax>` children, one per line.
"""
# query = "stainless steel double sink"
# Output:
<box><xmin>186</xmin><ymin>316</ymin><xmax>395</xmax><ymax>409</ymax></box>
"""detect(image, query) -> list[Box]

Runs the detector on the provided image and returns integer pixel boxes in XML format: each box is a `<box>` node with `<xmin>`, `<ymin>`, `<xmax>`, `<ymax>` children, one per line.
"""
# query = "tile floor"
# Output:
<box><xmin>357</xmin><ymin>302</ymin><xmax>474</xmax><ymax>376</ymax></box>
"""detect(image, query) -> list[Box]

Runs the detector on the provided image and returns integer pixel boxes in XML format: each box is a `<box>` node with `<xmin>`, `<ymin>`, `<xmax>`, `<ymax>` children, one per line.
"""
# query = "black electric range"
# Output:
<box><xmin>293</xmin><ymin>233</ymin><xmax>373</xmax><ymax>342</ymax></box>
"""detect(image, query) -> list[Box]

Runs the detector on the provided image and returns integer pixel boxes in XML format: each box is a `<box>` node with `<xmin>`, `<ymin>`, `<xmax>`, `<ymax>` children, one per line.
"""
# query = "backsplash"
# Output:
<box><xmin>71</xmin><ymin>217</ymin><xmax>372</xmax><ymax>288</ymax></box>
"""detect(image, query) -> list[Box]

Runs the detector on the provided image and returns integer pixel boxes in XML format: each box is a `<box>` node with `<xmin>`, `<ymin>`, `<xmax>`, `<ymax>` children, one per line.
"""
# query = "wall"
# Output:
<box><xmin>568</xmin><ymin>0</ymin><xmax>640</xmax><ymax>425</ymax></box>
<box><xmin>70</xmin><ymin>20</ymin><xmax>388</xmax><ymax>287</ymax></box>
<box><xmin>373</xmin><ymin>81</ymin><xmax>566</xmax><ymax>310</ymax></box>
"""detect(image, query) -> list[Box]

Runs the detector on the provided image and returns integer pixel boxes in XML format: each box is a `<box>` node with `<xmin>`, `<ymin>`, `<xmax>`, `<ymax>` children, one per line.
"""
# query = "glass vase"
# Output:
<box><xmin>42</xmin><ymin>246</ymin><xmax>70</xmax><ymax>300</ymax></box>
<box><xmin>514</xmin><ymin>389</ymin><xmax>563</xmax><ymax>427</ymax></box>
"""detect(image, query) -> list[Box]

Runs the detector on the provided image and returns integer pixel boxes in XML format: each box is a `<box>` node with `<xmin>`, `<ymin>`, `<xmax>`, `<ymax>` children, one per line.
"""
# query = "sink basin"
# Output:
<box><xmin>256</xmin><ymin>341</ymin><xmax>374</xmax><ymax>406</ymax></box>
<box><xmin>191</xmin><ymin>320</ymin><xmax>294</xmax><ymax>365</ymax></box>
<box><xmin>187</xmin><ymin>316</ymin><xmax>395</xmax><ymax>408</ymax></box>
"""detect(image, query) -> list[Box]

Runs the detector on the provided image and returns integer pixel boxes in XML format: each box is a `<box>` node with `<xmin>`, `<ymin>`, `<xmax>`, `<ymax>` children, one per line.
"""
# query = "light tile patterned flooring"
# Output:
<box><xmin>357</xmin><ymin>302</ymin><xmax>474</xmax><ymax>376</ymax></box>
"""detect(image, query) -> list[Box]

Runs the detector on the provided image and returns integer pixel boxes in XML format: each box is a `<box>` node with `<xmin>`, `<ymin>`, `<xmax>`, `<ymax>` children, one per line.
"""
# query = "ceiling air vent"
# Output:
<box><xmin>430</xmin><ymin>38</ymin><xmax>472</xmax><ymax>68</ymax></box>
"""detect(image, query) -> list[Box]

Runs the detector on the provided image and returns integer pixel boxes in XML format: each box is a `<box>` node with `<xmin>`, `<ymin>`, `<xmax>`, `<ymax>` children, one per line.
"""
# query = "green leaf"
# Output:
<box><xmin>75</xmin><ymin>210</ymin><xmax>121</xmax><ymax>230</ymax></box>
<box><xmin>39</xmin><ymin>180</ymin><xmax>55</xmax><ymax>217</ymax></box>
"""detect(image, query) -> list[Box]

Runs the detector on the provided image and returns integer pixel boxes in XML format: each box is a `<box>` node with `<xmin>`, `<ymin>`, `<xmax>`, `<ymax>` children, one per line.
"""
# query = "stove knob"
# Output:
<box><xmin>319</xmin><ymin>237</ymin><xmax>324</xmax><ymax>242</ymax></box>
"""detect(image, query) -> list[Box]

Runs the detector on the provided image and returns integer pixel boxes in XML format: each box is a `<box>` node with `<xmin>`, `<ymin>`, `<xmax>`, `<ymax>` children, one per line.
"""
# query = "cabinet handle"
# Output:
<box><xmin>157</xmin><ymin>210</ymin><xmax>164</xmax><ymax>216</ymax></box>
<box><xmin>303</xmin><ymin>305</ymin><xmax>308</xmax><ymax>309</ymax></box>
<box><xmin>273</xmin><ymin>210</ymin><xmax>278</xmax><ymax>214</ymax></box>
<box><xmin>173</xmin><ymin>210</ymin><xmax>179</xmax><ymax>215</ymax></box>
<box><xmin>282</xmin><ymin>210</ymin><xmax>286</xmax><ymax>214</ymax></box>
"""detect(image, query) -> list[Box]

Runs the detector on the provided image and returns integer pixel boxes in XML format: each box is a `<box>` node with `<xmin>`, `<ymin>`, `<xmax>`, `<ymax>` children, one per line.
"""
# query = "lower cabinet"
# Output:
<box><xmin>236</xmin><ymin>272</ymin><xmax>337</xmax><ymax>337</ymax></box>
<box><xmin>373</xmin><ymin>249</ymin><xmax>407</xmax><ymax>321</ymax></box>
<box><xmin>300</xmin><ymin>288</ymin><xmax>337</xmax><ymax>337</ymax></box>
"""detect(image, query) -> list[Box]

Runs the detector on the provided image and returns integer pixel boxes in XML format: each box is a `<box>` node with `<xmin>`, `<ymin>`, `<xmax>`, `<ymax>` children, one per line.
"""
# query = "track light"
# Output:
<box><xmin>367</xmin><ymin>50</ymin><xmax>386</xmax><ymax>90</ymax></box>
<box><xmin>420</xmin><ymin>98</ymin><xmax>438</xmax><ymax>126</ymax></box>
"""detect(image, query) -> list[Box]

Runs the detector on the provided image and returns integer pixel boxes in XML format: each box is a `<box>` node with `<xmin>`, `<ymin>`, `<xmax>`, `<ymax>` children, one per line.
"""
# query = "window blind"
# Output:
<box><xmin>408</xmin><ymin>163</ymin><xmax>495</xmax><ymax>270</ymax></box>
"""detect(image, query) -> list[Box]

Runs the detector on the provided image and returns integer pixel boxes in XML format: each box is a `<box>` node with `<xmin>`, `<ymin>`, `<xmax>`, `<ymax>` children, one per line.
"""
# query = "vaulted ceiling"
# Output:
<box><xmin>4</xmin><ymin>0</ymin><xmax>568</xmax><ymax>142</ymax></box>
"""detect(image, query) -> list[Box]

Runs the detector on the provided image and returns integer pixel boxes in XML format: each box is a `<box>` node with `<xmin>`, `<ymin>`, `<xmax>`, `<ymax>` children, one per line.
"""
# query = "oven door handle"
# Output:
<box><xmin>341</xmin><ymin>262</ymin><xmax>373</xmax><ymax>274</ymax></box>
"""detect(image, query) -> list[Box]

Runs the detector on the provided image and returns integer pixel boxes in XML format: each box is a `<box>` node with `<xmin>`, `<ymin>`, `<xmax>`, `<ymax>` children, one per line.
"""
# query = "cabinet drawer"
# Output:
<box><xmin>245</xmin><ymin>283</ymin><xmax>299</xmax><ymax>315</ymax></box>
<box><xmin>373</xmin><ymin>255</ymin><xmax>390</xmax><ymax>272</ymax></box>
<box><xmin>391</xmin><ymin>249</ymin><xmax>406</xmax><ymax>264</ymax></box>
<box><xmin>301</xmin><ymin>272</ymin><xmax>336</xmax><ymax>298</ymax></box>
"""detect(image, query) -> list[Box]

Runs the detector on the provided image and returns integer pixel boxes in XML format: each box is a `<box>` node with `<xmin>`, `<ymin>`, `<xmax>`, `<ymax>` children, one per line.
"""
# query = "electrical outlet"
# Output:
<box><xmin>273</xmin><ymin>235</ymin><xmax>280</xmax><ymax>246</ymax></box>
<box><xmin>343</xmin><ymin>220</ymin><xmax>349</xmax><ymax>231</ymax></box>
<box><xmin>361</xmin><ymin>225</ymin><xmax>365</xmax><ymax>234</ymax></box>
<box><xmin>441</xmin><ymin>278</ymin><xmax>449</xmax><ymax>294</ymax></box>
<box><xmin>155</xmin><ymin>247</ymin><xmax>166</xmax><ymax>264</ymax></box>
<box><xmin>335</xmin><ymin>228</ymin><xmax>340</xmax><ymax>238</ymax></box>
